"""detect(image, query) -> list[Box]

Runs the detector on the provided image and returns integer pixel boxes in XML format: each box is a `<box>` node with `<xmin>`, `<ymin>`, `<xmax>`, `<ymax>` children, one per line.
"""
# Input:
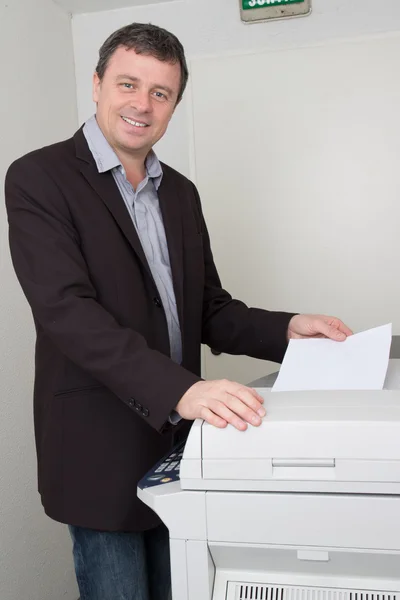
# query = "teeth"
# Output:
<box><xmin>122</xmin><ymin>116</ymin><xmax>147</xmax><ymax>127</ymax></box>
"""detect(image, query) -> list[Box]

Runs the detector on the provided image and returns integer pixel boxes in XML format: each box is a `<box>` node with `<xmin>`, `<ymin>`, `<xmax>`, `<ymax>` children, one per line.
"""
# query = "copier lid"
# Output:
<box><xmin>179</xmin><ymin>389</ymin><xmax>400</xmax><ymax>493</ymax></box>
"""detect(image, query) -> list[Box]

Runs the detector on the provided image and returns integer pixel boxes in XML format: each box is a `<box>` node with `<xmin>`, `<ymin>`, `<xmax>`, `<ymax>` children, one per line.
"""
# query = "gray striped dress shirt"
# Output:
<box><xmin>83</xmin><ymin>115</ymin><xmax>182</xmax><ymax>366</ymax></box>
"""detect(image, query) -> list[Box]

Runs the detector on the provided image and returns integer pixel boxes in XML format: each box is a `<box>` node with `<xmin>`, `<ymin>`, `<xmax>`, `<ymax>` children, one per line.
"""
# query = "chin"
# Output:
<box><xmin>121</xmin><ymin>141</ymin><xmax>147</xmax><ymax>154</ymax></box>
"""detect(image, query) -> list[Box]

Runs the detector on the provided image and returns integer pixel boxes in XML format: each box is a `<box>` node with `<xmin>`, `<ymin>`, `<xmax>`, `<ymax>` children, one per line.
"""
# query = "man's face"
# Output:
<box><xmin>93</xmin><ymin>46</ymin><xmax>181</xmax><ymax>158</ymax></box>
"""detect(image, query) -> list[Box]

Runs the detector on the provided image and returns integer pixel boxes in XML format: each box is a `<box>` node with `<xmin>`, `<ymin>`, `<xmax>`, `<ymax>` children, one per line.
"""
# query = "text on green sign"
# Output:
<box><xmin>243</xmin><ymin>0</ymin><xmax>305</xmax><ymax>10</ymax></box>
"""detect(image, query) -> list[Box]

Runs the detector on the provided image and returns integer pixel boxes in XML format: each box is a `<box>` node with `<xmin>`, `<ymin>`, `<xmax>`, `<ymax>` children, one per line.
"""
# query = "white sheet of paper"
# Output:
<box><xmin>272</xmin><ymin>323</ymin><xmax>392</xmax><ymax>392</ymax></box>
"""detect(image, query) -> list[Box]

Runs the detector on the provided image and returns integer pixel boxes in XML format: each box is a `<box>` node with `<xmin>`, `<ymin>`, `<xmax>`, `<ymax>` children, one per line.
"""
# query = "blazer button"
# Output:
<box><xmin>153</xmin><ymin>297</ymin><xmax>162</xmax><ymax>308</ymax></box>
<box><xmin>128</xmin><ymin>398</ymin><xmax>135</xmax><ymax>407</ymax></box>
<box><xmin>143</xmin><ymin>408</ymin><xmax>149</xmax><ymax>417</ymax></box>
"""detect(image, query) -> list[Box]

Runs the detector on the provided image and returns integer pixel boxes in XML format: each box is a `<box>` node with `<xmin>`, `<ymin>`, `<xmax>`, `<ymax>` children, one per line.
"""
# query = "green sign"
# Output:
<box><xmin>243</xmin><ymin>0</ymin><xmax>305</xmax><ymax>9</ymax></box>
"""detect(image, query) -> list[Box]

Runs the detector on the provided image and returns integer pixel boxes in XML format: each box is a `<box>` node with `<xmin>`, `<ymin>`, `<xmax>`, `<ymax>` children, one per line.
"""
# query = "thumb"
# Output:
<box><xmin>325</xmin><ymin>324</ymin><xmax>346</xmax><ymax>341</ymax></box>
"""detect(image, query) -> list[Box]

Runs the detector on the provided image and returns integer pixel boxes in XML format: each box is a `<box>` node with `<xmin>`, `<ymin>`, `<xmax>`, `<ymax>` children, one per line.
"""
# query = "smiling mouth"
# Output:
<box><xmin>121</xmin><ymin>116</ymin><xmax>149</xmax><ymax>128</ymax></box>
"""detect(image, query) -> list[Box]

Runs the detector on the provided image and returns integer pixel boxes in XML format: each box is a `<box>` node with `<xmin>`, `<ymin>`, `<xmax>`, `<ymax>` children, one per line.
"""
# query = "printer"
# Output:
<box><xmin>138</xmin><ymin>360</ymin><xmax>400</xmax><ymax>600</ymax></box>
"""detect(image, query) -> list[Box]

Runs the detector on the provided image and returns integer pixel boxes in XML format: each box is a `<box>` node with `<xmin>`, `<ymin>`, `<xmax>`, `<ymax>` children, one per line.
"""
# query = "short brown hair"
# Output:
<box><xmin>96</xmin><ymin>23</ymin><xmax>189</xmax><ymax>103</ymax></box>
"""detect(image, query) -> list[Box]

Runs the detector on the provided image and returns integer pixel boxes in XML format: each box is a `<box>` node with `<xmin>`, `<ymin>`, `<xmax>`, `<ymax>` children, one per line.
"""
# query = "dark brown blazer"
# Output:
<box><xmin>5</xmin><ymin>127</ymin><xmax>294</xmax><ymax>532</ymax></box>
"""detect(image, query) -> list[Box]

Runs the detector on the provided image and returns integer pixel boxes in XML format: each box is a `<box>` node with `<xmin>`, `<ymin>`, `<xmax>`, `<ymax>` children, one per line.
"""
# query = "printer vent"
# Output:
<box><xmin>232</xmin><ymin>585</ymin><xmax>398</xmax><ymax>600</ymax></box>
<box><xmin>349</xmin><ymin>595</ymin><xmax>397</xmax><ymax>600</ymax></box>
<box><xmin>235</xmin><ymin>585</ymin><xmax>285</xmax><ymax>599</ymax></box>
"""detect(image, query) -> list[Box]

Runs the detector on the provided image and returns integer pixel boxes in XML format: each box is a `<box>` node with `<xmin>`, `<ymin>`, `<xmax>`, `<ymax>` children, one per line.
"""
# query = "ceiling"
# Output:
<box><xmin>52</xmin><ymin>0</ymin><xmax>175</xmax><ymax>15</ymax></box>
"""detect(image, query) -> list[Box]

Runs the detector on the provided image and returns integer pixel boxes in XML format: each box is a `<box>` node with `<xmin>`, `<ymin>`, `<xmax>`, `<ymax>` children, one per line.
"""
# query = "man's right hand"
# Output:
<box><xmin>175</xmin><ymin>380</ymin><xmax>266</xmax><ymax>431</ymax></box>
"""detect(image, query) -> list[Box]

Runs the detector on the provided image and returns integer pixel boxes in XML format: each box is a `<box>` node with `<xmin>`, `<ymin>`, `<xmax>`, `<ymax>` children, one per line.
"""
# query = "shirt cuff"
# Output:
<box><xmin>168</xmin><ymin>410</ymin><xmax>182</xmax><ymax>425</ymax></box>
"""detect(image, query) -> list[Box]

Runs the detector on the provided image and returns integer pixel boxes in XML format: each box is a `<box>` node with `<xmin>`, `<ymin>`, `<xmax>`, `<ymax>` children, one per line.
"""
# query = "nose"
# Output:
<box><xmin>131</xmin><ymin>89</ymin><xmax>152</xmax><ymax>114</ymax></box>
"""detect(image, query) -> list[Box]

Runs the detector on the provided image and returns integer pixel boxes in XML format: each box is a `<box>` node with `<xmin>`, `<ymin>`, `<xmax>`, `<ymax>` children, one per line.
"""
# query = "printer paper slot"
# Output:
<box><xmin>272</xmin><ymin>459</ymin><xmax>335</xmax><ymax>468</ymax></box>
<box><xmin>272</xmin><ymin>459</ymin><xmax>336</xmax><ymax>480</ymax></box>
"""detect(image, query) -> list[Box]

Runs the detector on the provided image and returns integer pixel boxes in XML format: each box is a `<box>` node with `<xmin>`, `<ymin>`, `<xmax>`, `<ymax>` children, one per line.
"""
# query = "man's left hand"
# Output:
<box><xmin>288</xmin><ymin>314</ymin><xmax>353</xmax><ymax>342</ymax></box>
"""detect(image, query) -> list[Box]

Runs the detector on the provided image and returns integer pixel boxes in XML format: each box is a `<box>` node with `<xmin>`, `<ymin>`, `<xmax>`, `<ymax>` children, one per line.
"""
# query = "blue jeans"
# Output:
<box><xmin>69</xmin><ymin>524</ymin><xmax>172</xmax><ymax>600</ymax></box>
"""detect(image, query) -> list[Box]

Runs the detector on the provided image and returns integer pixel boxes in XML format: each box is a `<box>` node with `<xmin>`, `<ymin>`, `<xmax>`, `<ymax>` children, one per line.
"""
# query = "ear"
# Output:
<box><xmin>93</xmin><ymin>72</ymin><xmax>101</xmax><ymax>104</ymax></box>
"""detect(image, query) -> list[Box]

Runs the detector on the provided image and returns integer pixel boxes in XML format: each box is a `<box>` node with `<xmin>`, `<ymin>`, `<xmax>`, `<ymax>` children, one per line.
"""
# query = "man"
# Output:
<box><xmin>5</xmin><ymin>22</ymin><xmax>351</xmax><ymax>600</ymax></box>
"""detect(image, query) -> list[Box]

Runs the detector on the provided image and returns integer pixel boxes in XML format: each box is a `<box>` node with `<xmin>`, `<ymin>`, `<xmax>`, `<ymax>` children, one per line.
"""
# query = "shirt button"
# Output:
<box><xmin>153</xmin><ymin>297</ymin><xmax>162</xmax><ymax>308</ymax></box>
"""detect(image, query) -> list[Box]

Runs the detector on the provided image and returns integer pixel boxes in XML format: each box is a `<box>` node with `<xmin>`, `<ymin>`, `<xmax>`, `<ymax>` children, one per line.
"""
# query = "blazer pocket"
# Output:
<box><xmin>54</xmin><ymin>384</ymin><xmax>105</xmax><ymax>397</ymax></box>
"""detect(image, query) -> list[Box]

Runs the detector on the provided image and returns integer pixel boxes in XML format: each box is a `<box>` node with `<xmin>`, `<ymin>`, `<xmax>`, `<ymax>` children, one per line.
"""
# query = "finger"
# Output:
<box><xmin>313</xmin><ymin>318</ymin><xmax>346</xmax><ymax>341</ymax></box>
<box><xmin>206</xmin><ymin>398</ymin><xmax>248</xmax><ymax>431</ymax></box>
<box><xmin>224</xmin><ymin>393</ymin><xmax>264</xmax><ymax>426</ymax></box>
<box><xmin>334</xmin><ymin>319</ymin><xmax>353</xmax><ymax>337</ymax></box>
<box><xmin>228</xmin><ymin>385</ymin><xmax>266</xmax><ymax>417</ymax></box>
<box><xmin>200</xmin><ymin>406</ymin><xmax>228</xmax><ymax>429</ymax></box>
<box><xmin>210</xmin><ymin>391</ymin><xmax>262</xmax><ymax>425</ymax></box>
<box><xmin>222</xmin><ymin>381</ymin><xmax>265</xmax><ymax>408</ymax></box>
<box><xmin>250</xmin><ymin>387</ymin><xmax>265</xmax><ymax>404</ymax></box>
<box><xmin>323</xmin><ymin>316</ymin><xmax>353</xmax><ymax>338</ymax></box>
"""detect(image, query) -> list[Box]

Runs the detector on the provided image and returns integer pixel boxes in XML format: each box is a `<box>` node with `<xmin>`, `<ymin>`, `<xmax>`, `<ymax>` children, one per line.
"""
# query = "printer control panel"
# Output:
<box><xmin>138</xmin><ymin>441</ymin><xmax>186</xmax><ymax>490</ymax></box>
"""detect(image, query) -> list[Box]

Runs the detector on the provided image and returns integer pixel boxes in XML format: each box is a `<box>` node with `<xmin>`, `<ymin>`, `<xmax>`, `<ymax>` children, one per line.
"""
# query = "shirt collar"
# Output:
<box><xmin>83</xmin><ymin>114</ymin><xmax>163</xmax><ymax>189</ymax></box>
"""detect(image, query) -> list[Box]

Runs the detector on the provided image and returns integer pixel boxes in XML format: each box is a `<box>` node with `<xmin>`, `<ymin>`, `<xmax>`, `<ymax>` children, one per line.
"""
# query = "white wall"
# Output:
<box><xmin>72</xmin><ymin>0</ymin><xmax>400</xmax><ymax>175</ymax></box>
<box><xmin>0</xmin><ymin>1</ymin><xmax>79</xmax><ymax>598</ymax></box>
<box><xmin>191</xmin><ymin>33</ymin><xmax>400</xmax><ymax>344</ymax></box>
<box><xmin>72</xmin><ymin>0</ymin><xmax>400</xmax><ymax>383</ymax></box>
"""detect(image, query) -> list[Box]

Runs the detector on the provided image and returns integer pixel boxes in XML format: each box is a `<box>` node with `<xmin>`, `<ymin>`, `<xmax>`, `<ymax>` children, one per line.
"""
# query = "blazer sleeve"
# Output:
<box><xmin>5</xmin><ymin>156</ymin><xmax>200</xmax><ymax>432</ymax></box>
<box><xmin>191</xmin><ymin>184</ymin><xmax>297</xmax><ymax>363</ymax></box>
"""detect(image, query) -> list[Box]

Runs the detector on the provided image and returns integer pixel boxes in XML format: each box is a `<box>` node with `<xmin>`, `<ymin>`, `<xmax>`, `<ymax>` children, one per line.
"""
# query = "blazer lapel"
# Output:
<box><xmin>74</xmin><ymin>129</ymin><xmax>153</xmax><ymax>281</ymax></box>
<box><xmin>74</xmin><ymin>128</ymin><xmax>185</xmax><ymax>332</ymax></box>
<box><xmin>157</xmin><ymin>165</ymin><xmax>184</xmax><ymax>331</ymax></box>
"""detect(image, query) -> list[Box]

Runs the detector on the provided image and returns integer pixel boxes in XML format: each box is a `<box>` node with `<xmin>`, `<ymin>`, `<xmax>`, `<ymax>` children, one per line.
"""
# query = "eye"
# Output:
<box><xmin>121</xmin><ymin>83</ymin><xmax>134</xmax><ymax>90</ymax></box>
<box><xmin>153</xmin><ymin>91</ymin><xmax>167</xmax><ymax>101</ymax></box>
